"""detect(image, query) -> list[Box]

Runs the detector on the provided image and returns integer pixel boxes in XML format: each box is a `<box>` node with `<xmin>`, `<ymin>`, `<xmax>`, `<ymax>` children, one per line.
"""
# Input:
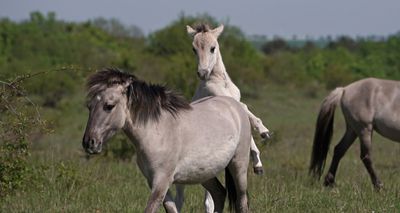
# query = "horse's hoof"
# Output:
<box><xmin>260</xmin><ymin>132</ymin><xmax>271</xmax><ymax>140</ymax></box>
<box><xmin>254</xmin><ymin>167</ymin><xmax>264</xmax><ymax>175</ymax></box>
<box><xmin>324</xmin><ymin>173</ymin><xmax>335</xmax><ymax>187</ymax></box>
<box><xmin>374</xmin><ymin>182</ymin><xmax>384</xmax><ymax>191</ymax></box>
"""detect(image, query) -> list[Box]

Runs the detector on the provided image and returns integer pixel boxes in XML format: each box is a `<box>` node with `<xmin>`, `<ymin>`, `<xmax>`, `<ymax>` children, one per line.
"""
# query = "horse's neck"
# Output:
<box><xmin>209</xmin><ymin>52</ymin><xmax>231</xmax><ymax>84</ymax></box>
<box><xmin>122</xmin><ymin>112</ymin><xmax>173</xmax><ymax>150</ymax></box>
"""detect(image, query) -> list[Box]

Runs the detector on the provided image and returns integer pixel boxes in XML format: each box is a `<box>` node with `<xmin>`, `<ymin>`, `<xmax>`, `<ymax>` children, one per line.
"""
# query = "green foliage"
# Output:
<box><xmin>261</xmin><ymin>34</ymin><xmax>400</xmax><ymax>89</ymax></box>
<box><xmin>0</xmin><ymin>74</ymin><xmax>47</xmax><ymax>197</ymax></box>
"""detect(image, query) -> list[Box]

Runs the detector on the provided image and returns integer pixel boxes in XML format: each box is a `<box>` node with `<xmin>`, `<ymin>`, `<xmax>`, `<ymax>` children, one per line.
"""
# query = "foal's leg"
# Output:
<box><xmin>250</xmin><ymin>137</ymin><xmax>263</xmax><ymax>175</ymax></box>
<box><xmin>239</xmin><ymin>103</ymin><xmax>266</xmax><ymax>175</ymax></box>
<box><xmin>359</xmin><ymin>128</ymin><xmax>383</xmax><ymax>190</ymax></box>
<box><xmin>324</xmin><ymin>128</ymin><xmax>357</xmax><ymax>187</ymax></box>
<box><xmin>204</xmin><ymin>191</ymin><xmax>214</xmax><ymax>213</ymax></box>
<box><xmin>202</xmin><ymin>178</ymin><xmax>226</xmax><ymax>213</ymax></box>
<box><xmin>164</xmin><ymin>190</ymin><xmax>179</xmax><ymax>213</ymax></box>
<box><xmin>240</xmin><ymin>102</ymin><xmax>270</xmax><ymax>139</ymax></box>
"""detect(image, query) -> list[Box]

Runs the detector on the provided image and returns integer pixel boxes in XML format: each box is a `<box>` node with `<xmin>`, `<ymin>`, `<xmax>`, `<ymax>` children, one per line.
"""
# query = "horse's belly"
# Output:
<box><xmin>173</xmin><ymin>162</ymin><xmax>227</xmax><ymax>184</ymax></box>
<box><xmin>374</xmin><ymin>117</ymin><xmax>400</xmax><ymax>142</ymax></box>
<box><xmin>173</xmin><ymin>144</ymin><xmax>237</xmax><ymax>184</ymax></box>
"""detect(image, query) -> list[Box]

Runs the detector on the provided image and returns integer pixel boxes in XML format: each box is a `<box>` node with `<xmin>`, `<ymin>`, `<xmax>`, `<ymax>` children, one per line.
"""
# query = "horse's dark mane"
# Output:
<box><xmin>86</xmin><ymin>68</ymin><xmax>191</xmax><ymax>124</ymax></box>
<box><xmin>130</xmin><ymin>80</ymin><xmax>192</xmax><ymax>124</ymax></box>
<box><xmin>194</xmin><ymin>23</ymin><xmax>211</xmax><ymax>33</ymax></box>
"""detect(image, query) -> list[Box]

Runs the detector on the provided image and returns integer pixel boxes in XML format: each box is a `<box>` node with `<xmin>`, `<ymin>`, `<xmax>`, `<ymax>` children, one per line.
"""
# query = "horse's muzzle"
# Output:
<box><xmin>82</xmin><ymin>136</ymin><xmax>102</xmax><ymax>154</ymax></box>
<box><xmin>197</xmin><ymin>69</ymin><xmax>210</xmax><ymax>80</ymax></box>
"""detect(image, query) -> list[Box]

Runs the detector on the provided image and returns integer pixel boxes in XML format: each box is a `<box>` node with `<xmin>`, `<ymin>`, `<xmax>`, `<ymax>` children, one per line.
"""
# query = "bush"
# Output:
<box><xmin>0</xmin><ymin>74</ymin><xmax>47</xmax><ymax>197</ymax></box>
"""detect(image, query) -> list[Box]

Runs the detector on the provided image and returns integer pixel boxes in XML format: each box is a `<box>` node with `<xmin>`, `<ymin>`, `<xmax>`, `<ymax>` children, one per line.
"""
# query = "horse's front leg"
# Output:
<box><xmin>145</xmin><ymin>175</ymin><xmax>174</xmax><ymax>213</ymax></box>
<box><xmin>240</xmin><ymin>102</ymin><xmax>270</xmax><ymax>139</ymax></box>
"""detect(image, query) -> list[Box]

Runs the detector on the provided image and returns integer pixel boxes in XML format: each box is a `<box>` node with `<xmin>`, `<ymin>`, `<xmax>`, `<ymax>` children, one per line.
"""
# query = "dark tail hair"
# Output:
<box><xmin>225</xmin><ymin>168</ymin><xmax>236</xmax><ymax>212</ymax></box>
<box><xmin>309</xmin><ymin>87</ymin><xmax>344</xmax><ymax>178</ymax></box>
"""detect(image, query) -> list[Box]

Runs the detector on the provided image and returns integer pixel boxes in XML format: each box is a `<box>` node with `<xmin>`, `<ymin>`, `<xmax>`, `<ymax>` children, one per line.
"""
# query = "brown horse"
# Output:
<box><xmin>310</xmin><ymin>78</ymin><xmax>400</xmax><ymax>189</ymax></box>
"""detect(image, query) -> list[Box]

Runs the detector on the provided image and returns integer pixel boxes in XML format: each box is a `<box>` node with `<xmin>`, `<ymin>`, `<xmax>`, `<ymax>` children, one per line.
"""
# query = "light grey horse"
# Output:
<box><xmin>184</xmin><ymin>23</ymin><xmax>270</xmax><ymax>212</ymax></box>
<box><xmin>82</xmin><ymin>68</ymin><xmax>251</xmax><ymax>213</ymax></box>
<box><xmin>310</xmin><ymin>77</ymin><xmax>400</xmax><ymax>190</ymax></box>
<box><xmin>187</xmin><ymin>24</ymin><xmax>270</xmax><ymax>175</ymax></box>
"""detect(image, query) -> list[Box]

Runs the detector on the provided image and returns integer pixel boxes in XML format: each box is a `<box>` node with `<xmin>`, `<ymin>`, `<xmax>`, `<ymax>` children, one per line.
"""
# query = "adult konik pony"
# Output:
<box><xmin>310</xmin><ymin>78</ymin><xmax>400</xmax><ymax>190</ymax></box>
<box><xmin>82</xmin><ymin>68</ymin><xmax>251</xmax><ymax>212</ymax></box>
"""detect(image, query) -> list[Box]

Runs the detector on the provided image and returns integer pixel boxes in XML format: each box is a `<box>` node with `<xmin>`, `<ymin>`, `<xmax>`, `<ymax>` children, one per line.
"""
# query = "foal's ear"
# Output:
<box><xmin>211</xmin><ymin>24</ymin><xmax>224</xmax><ymax>38</ymax></box>
<box><xmin>186</xmin><ymin>25</ymin><xmax>197</xmax><ymax>37</ymax></box>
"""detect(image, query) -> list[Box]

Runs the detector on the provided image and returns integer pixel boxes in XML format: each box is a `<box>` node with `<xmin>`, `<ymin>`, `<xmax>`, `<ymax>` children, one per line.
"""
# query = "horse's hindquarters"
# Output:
<box><xmin>173</xmin><ymin>96</ymin><xmax>250</xmax><ymax>184</ymax></box>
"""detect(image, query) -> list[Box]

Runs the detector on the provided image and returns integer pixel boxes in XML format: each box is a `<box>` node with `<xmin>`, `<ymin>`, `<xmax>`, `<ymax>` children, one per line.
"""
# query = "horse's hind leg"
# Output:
<box><xmin>359</xmin><ymin>128</ymin><xmax>383</xmax><ymax>190</ymax></box>
<box><xmin>324</xmin><ymin>128</ymin><xmax>357</xmax><ymax>187</ymax></box>
<box><xmin>227</xmin><ymin>159</ymin><xmax>249</xmax><ymax>212</ymax></box>
<box><xmin>239</xmin><ymin>103</ymin><xmax>267</xmax><ymax>175</ymax></box>
<box><xmin>250</xmin><ymin>137</ymin><xmax>263</xmax><ymax>175</ymax></box>
<box><xmin>201</xmin><ymin>178</ymin><xmax>226</xmax><ymax>213</ymax></box>
<box><xmin>228</xmin><ymin>165</ymin><xmax>249</xmax><ymax>212</ymax></box>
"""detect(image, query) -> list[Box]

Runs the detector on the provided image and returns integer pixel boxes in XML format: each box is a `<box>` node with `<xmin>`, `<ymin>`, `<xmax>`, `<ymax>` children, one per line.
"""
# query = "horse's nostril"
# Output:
<box><xmin>90</xmin><ymin>139</ymin><xmax>95</xmax><ymax>147</ymax></box>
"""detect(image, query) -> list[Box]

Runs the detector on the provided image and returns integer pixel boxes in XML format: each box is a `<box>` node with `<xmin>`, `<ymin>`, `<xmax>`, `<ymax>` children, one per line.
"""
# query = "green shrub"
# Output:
<box><xmin>0</xmin><ymin>74</ymin><xmax>47</xmax><ymax>197</ymax></box>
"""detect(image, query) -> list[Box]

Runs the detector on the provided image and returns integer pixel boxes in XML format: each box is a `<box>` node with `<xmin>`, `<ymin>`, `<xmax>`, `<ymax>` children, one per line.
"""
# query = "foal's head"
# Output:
<box><xmin>187</xmin><ymin>24</ymin><xmax>224</xmax><ymax>80</ymax></box>
<box><xmin>82</xmin><ymin>69</ymin><xmax>134</xmax><ymax>154</ymax></box>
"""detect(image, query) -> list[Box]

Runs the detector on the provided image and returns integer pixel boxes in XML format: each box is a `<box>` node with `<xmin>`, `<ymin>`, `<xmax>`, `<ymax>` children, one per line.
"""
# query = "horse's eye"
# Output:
<box><xmin>210</xmin><ymin>46</ymin><xmax>216</xmax><ymax>53</ymax></box>
<box><xmin>192</xmin><ymin>47</ymin><xmax>197</xmax><ymax>55</ymax></box>
<box><xmin>103</xmin><ymin>104</ymin><xmax>115</xmax><ymax>111</ymax></box>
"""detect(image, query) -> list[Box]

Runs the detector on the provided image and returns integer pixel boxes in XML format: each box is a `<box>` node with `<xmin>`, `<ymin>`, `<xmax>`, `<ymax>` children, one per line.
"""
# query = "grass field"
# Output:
<box><xmin>1</xmin><ymin>83</ymin><xmax>399</xmax><ymax>212</ymax></box>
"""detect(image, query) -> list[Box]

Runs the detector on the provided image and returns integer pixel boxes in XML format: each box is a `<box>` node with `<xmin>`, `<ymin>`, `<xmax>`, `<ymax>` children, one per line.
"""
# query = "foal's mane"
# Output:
<box><xmin>86</xmin><ymin>68</ymin><xmax>191</xmax><ymax>124</ymax></box>
<box><xmin>193</xmin><ymin>23</ymin><xmax>211</xmax><ymax>33</ymax></box>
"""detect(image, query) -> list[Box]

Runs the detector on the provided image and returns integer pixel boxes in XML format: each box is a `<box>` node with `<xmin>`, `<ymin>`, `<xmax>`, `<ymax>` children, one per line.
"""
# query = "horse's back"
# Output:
<box><xmin>342</xmin><ymin>78</ymin><xmax>400</xmax><ymax>113</ymax></box>
<box><xmin>342</xmin><ymin>78</ymin><xmax>400</xmax><ymax>141</ymax></box>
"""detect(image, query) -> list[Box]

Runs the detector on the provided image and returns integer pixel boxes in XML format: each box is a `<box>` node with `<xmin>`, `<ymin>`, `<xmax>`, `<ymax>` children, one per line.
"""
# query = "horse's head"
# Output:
<box><xmin>82</xmin><ymin>70</ymin><xmax>134</xmax><ymax>154</ymax></box>
<box><xmin>187</xmin><ymin>24</ymin><xmax>224</xmax><ymax>80</ymax></box>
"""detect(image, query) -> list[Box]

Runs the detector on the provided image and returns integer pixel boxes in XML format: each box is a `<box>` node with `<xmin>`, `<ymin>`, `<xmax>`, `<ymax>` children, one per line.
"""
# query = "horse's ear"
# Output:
<box><xmin>124</xmin><ymin>77</ymin><xmax>134</xmax><ymax>104</ymax></box>
<box><xmin>186</xmin><ymin>25</ymin><xmax>197</xmax><ymax>37</ymax></box>
<box><xmin>126</xmin><ymin>83</ymin><xmax>134</xmax><ymax>104</ymax></box>
<box><xmin>211</xmin><ymin>24</ymin><xmax>224</xmax><ymax>38</ymax></box>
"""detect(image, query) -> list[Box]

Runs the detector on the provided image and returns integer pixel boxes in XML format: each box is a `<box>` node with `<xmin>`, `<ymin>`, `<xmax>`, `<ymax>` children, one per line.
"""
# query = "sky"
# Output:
<box><xmin>1</xmin><ymin>0</ymin><xmax>400</xmax><ymax>38</ymax></box>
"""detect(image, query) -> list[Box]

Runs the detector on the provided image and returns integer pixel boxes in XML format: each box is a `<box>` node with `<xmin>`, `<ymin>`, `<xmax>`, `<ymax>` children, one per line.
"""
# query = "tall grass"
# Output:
<box><xmin>1</xmin><ymin>83</ymin><xmax>399</xmax><ymax>212</ymax></box>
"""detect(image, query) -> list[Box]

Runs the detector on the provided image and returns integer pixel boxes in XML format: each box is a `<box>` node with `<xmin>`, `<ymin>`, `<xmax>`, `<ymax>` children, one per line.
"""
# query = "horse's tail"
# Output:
<box><xmin>309</xmin><ymin>87</ymin><xmax>344</xmax><ymax>179</ymax></box>
<box><xmin>225</xmin><ymin>168</ymin><xmax>236</xmax><ymax>212</ymax></box>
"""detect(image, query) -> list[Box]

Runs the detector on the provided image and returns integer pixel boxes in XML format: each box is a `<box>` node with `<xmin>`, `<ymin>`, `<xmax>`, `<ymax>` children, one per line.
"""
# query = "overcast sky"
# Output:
<box><xmin>1</xmin><ymin>0</ymin><xmax>399</xmax><ymax>38</ymax></box>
